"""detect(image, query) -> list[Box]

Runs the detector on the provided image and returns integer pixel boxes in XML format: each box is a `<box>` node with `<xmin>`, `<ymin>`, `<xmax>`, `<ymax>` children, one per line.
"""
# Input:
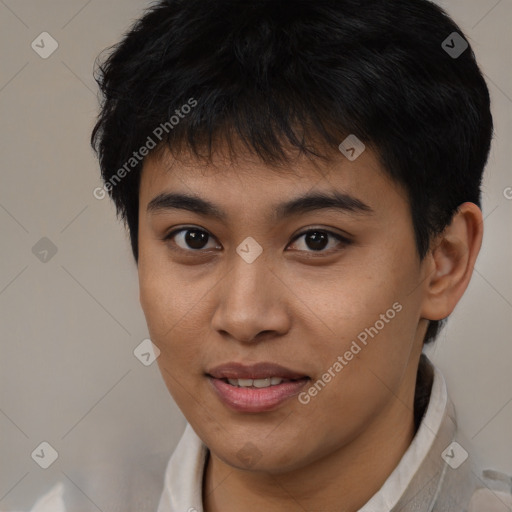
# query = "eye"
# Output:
<box><xmin>162</xmin><ymin>226</ymin><xmax>351</xmax><ymax>254</ymax></box>
<box><xmin>288</xmin><ymin>229</ymin><xmax>350</xmax><ymax>253</ymax></box>
<box><xmin>163</xmin><ymin>227</ymin><xmax>219</xmax><ymax>251</ymax></box>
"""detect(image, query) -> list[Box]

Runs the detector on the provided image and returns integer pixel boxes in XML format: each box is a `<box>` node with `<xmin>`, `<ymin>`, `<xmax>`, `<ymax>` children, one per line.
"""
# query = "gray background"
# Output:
<box><xmin>0</xmin><ymin>0</ymin><xmax>511</xmax><ymax>510</ymax></box>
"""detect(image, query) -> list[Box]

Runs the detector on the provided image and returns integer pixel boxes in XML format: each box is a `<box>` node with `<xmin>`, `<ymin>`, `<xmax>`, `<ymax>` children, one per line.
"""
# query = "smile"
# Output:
<box><xmin>208</xmin><ymin>375</ymin><xmax>310</xmax><ymax>413</ymax></box>
<box><xmin>226</xmin><ymin>377</ymin><xmax>292</xmax><ymax>388</ymax></box>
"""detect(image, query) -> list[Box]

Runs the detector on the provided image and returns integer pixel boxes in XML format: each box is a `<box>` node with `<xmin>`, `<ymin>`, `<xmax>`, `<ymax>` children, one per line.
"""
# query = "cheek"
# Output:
<box><xmin>138</xmin><ymin>240</ymin><xmax>189</xmax><ymax>335</ymax></box>
<box><xmin>139</xmin><ymin>266</ymin><xmax>203</xmax><ymax>402</ymax></box>
<box><xmin>137</xmin><ymin>253</ymin><xmax>213</xmax><ymax>373</ymax></box>
<box><xmin>299</xmin><ymin>247</ymin><xmax>420</xmax><ymax>382</ymax></box>
<box><xmin>138</xmin><ymin>271</ymin><xmax>171</xmax><ymax>338</ymax></box>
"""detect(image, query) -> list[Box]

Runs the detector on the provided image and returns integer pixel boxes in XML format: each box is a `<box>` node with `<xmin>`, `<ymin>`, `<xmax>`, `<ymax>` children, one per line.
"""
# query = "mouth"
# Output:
<box><xmin>206</xmin><ymin>362</ymin><xmax>311</xmax><ymax>412</ymax></box>
<box><xmin>219</xmin><ymin>376</ymin><xmax>305</xmax><ymax>388</ymax></box>
<box><xmin>206</xmin><ymin>361</ymin><xmax>309</xmax><ymax>380</ymax></box>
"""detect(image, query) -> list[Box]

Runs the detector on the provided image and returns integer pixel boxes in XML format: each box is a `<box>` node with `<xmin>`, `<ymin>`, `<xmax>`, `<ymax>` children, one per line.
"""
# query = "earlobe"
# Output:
<box><xmin>420</xmin><ymin>202</ymin><xmax>483</xmax><ymax>322</ymax></box>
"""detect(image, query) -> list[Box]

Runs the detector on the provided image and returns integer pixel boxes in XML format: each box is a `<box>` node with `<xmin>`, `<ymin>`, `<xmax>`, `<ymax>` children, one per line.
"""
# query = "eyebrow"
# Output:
<box><xmin>146</xmin><ymin>190</ymin><xmax>374</xmax><ymax>221</ymax></box>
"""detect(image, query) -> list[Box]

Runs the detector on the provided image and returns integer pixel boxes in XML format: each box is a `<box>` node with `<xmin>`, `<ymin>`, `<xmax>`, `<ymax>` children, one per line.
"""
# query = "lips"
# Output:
<box><xmin>206</xmin><ymin>361</ymin><xmax>309</xmax><ymax>380</ymax></box>
<box><xmin>206</xmin><ymin>362</ymin><xmax>310</xmax><ymax>412</ymax></box>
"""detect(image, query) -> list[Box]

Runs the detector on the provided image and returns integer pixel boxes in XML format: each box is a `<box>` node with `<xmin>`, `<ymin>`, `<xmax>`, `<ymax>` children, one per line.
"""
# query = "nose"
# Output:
<box><xmin>210</xmin><ymin>251</ymin><xmax>291</xmax><ymax>344</ymax></box>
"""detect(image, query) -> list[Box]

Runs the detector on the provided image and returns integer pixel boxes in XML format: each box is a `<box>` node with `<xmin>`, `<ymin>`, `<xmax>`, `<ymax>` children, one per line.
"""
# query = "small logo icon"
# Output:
<box><xmin>338</xmin><ymin>134</ymin><xmax>366</xmax><ymax>161</ymax></box>
<box><xmin>31</xmin><ymin>442</ymin><xmax>59</xmax><ymax>469</ymax></box>
<box><xmin>134</xmin><ymin>338</ymin><xmax>161</xmax><ymax>366</ymax></box>
<box><xmin>31</xmin><ymin>32</ymin><xmax>59</xmax><ymax>59</ymax></box>
<box><xmin>441</xmin><ymin>441</ymin><xmax>468</xmax><ymax>469</ymax></box>
<box><xmin>441</xmin><ymin>32</ymin><xmax>468</xmax><ymax>59</ymax></box>
<box><xmin>236</xmin><ymin>237</ymin><xmax>263</xmax><ymax>264</ymax></box>
<box><xmin>236</xmin><ymin>442</ymin><xmax>263</xmax><ymax>467</ymax></box>
<box><xmin>32</xmin><ymin>237</ymin><xmax>58</xmax><ymax>263</ymax></box>
<box><xmin>503</xmin><ymin>187</ymin><xmax>512</xmax><ymax>200</ymax></box>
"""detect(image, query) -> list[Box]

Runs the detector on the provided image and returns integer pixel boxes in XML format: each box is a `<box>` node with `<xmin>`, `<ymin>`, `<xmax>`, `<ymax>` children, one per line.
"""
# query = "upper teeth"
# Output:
<box><xmin>227</xmin><ymin>377</ymin><xmax>289</xmax><ymax>388</ymax></box>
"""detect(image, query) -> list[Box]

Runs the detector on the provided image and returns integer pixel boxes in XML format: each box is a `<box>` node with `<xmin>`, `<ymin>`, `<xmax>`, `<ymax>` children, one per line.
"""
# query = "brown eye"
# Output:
<box><xmin>289</xmin><ymin>229</ymin><xmax>350</xmax><ymax>253</ymax></box>
<box><xmin>164</xmin><ymin>228</ymin><xmax>218</xmax><ymax>251</ymax></box>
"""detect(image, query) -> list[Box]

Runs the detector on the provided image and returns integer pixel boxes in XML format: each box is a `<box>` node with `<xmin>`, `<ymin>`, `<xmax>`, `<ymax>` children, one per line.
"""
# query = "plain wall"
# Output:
<box><xmin>0</xmin><ymin>0</ymin><xmax>511</xmax><ymax>510</ymax></box>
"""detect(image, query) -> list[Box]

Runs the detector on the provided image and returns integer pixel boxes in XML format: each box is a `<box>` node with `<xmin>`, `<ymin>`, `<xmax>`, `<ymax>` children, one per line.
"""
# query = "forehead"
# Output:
<box><xmin>139</xmin><ymin>144</ymin><xmax>405</xmax><ymax>215</ymax></box>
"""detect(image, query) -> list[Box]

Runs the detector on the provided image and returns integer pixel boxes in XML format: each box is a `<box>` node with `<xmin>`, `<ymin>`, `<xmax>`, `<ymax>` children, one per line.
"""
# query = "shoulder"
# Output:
<box><xmin>469</xmin><ymin>488</ymin><xmax>512</xmax><ymax>511</ymax></box>
<box><xmin>0</xmin><ymin>483</ymin><xmax>66</xmax><ymax>512</ymax></box>
<box><xmin>468</xmin><ymin>471</ymin><xmax>512</xmax><ymax>512</ymax></box>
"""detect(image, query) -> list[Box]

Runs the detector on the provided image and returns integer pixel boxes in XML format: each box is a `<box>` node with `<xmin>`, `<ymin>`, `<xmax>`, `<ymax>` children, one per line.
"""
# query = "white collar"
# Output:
<box><xmin>157</xmin><ymin>360</ymin><xmax>478</xmax><ymax>512</ymax></box>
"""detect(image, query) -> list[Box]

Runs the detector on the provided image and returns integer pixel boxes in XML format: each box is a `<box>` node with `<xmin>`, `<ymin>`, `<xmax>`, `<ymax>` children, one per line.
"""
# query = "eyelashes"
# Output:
<box><xmin>162</xmin><ymin>226</ymin><xmax>352</xmax><ymax>255</ymax></box>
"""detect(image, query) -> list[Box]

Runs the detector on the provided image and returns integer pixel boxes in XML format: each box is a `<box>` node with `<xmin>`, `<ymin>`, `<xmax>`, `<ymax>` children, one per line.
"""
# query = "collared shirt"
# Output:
<box><xmin>156</xmin><ymin>358</ymin><xmax>512</xmax><ymax>512</ymax></box>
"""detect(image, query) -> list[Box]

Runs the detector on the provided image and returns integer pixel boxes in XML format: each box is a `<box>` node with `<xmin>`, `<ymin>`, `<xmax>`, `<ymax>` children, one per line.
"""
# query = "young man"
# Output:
<box><xmin>88</xmin><ymin>0</ymin><xmax>511</xmax><ymax>510</ymax></box>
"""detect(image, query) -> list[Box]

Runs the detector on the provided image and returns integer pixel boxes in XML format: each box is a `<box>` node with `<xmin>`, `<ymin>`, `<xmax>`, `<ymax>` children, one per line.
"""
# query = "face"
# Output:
<box><xmin>138</xmin><ymin>144</ymin><xmax>429</xmax><ymax>474</ymax></box>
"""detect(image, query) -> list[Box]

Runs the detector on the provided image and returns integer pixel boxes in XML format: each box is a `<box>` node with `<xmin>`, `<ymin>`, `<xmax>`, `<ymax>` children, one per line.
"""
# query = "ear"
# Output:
<box><xmin>420</xmin><ymin>202</ymin><xmax>483</xmax><ymax>322</ymax></box>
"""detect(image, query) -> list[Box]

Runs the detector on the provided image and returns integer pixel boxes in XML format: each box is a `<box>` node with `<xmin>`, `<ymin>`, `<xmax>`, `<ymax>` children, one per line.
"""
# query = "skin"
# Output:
<box><xmin>137</xmin><ymin>142</ymin><xmax>483</xmax><ymax>512</ymax></box>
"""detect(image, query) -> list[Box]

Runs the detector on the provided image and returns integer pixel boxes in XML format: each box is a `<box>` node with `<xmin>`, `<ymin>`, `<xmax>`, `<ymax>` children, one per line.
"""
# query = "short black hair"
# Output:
<box><xmin>91</xmin><ymin>0</ymin><xmax>493</xmax><ymax>344</ymax></box>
